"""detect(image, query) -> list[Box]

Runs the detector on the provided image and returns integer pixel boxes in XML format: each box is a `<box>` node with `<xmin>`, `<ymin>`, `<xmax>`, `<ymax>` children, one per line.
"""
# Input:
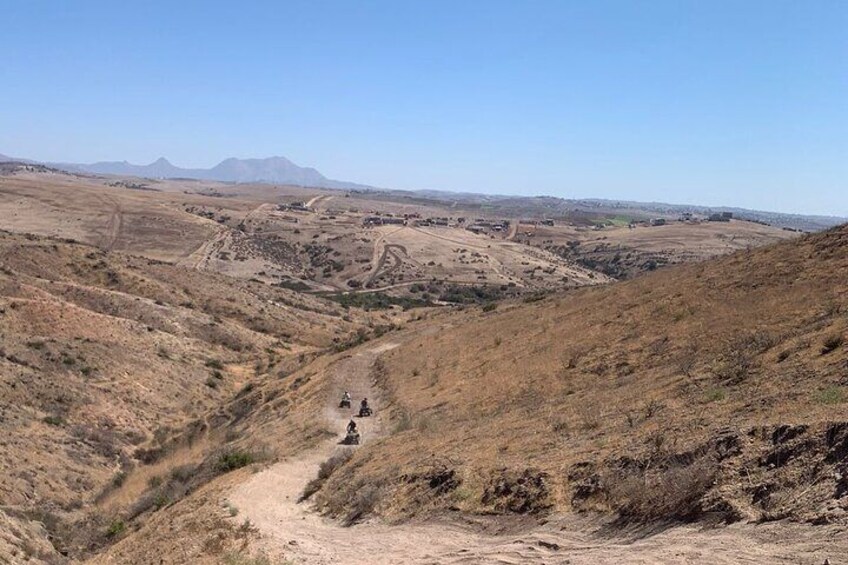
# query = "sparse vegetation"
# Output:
<box><xmin>42</xmin><ymin>415</ymin><xmax>64</xmax><ymax>426</ymax></box>
<box><xmin>105</xmin><ymin>519</ymin><xmax>126</xmax><ymax>538</ymax></box>
<box><xmin>815</xmin><ymin>386</ymin><xmax>846</xmax><ymax>405</ymax></box>
<box><xmin>222</xmin><ymin>551</ymin><xmax>273</xmax><ymax>565</ymax></box>
<box><xmin>112</xmin><ymin>471</ymin><xmax>128</xmax><ymax>487</ymax></box>
<box><xmin>0</xmin><ymin>166</ymin><xmax>844</xmax><ymax>561</ymax></box>
<box><xmin>704</xmin><ymin>387</ymin><xmax>726</xmax><ymax>403</ymax></box>
<box><xmin>325</xmin><ymin>291</ymin><xmax>432</xmax><ymax>310</ymax></box>
<box><xmin>205</xmin><ymin>358</ymin><xmax>224</xmax><ymax>370</ymax></box>
<box><xmin>301</xmin><ymin>450</ymin><xmax>353</xmax><ymax>502</ymax></box>
<box><xmin>216</xmin><ymin>450</ymin><xmax>258</xmax><ymax>473</ymax></box>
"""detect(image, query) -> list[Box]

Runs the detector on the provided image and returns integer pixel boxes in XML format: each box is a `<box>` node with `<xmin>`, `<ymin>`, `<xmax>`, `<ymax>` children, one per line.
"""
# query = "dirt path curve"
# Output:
<box><xmin>229</xmin><ymin>342</ymin><xmax>847</xmax><ymax>565</ymax></box>
<box><xmin>366</xmin><ymin>244</ymin><xmax>407</xmax><ymax>287</ymax></box>
<box><xmin>177</xmin><ymin>227</ymin><xmax>229</xmax><ymax>270</ymax></box>
<box><xmin>306</xmin><ymin>194</ymin><xmax>334</xmax><ymax>210</ymax></box>
<box><xmin>506</xmin><ymin>220</ymin><xmax>519</xmax><ymax>241</ymax></box>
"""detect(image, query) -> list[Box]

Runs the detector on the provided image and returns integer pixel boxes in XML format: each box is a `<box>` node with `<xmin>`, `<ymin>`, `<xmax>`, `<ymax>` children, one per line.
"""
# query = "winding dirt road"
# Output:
<box><xmin>228</xmin><ymin>342</ymin><xmax>847</xmax><ymax>565</ymax></box>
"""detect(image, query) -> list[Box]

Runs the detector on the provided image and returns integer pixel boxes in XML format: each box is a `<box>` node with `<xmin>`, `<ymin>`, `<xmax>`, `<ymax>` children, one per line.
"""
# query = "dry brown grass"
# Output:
<box><xmin>316</xmin><ymin>225</ymin><xmax>848</xmax><ymax>524</ymax></box>
<box><xmin>0</xmin><ymin>230</ymin><xmax>362</xmax><ymax>561</ymax></box>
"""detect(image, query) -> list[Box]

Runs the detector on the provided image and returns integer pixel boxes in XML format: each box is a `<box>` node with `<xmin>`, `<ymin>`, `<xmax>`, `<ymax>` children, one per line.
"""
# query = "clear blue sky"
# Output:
<box><xmin>2</xmin><ymin>1</ymin><xmax>846</xmax><ymax>215</ymax></box>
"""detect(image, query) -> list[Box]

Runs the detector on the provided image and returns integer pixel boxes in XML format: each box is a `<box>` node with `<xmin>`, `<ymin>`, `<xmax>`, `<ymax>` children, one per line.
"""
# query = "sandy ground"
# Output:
<box><xmin>227</xmin><ymin>341</ymin><xmax>848</xmax><ymax>565</ymax></box>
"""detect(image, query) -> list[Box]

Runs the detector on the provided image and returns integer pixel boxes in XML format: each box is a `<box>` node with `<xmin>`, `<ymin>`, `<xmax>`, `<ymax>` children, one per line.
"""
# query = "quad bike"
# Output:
<box><xmin>358</xmin><ymin>406</ymin><xmax>373</xmax><ymax>417</ymax></box>
<box><xmin>339</xmin><ymin>398</ymin><xmax>351</xmax><ymax>409</ymax></box>
<box><xmin>341</xmin><ymin>430</ymin><xmax>361</xmax><ymax>445</ymax></box>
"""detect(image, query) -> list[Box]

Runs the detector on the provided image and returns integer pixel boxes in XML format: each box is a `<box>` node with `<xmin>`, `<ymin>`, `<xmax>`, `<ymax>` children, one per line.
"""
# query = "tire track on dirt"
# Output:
<box><xmin>96</xmin><ymin>195</ymin><xmax>123</xmax><ymax>251</ymax></box>
<box><xmin>366</xmin><ymin>244</ymin><xmax>407</xmax><ymax>287</ymax></box>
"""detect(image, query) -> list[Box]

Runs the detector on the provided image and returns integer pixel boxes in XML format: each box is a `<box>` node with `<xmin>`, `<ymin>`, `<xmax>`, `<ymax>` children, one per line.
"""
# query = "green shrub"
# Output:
<box><xmin>815</xmin><ymin>386</ymin><xmax>846</xmax><ymax>405</ymax></box>
<box><xmin>106</xmin><ymin>519</ymin><xmax>125</xmax><ymax>538</ymax></box>
<box><xmin>205</xmin><ymin>358</ymin><xmax>224</xmax><ymax>370</ymax></box>
<box><xmin>704</xmin><ymin>388</ymin><xmax>726</xmax><ymax>403</ymax></box>
<box><xmin>153</xmin><ymin>492</ymin><xmax>170</xmax><ymax>510</ymax></box>
<box><xmin>43</xmin><ymin>415</ymin><xmax>64</xmax><ymax>426</ymax></box>
<box><xmin>216</xmin><ymin>450</ymin><xmax>256</xmax><ymax>473</ymax></box>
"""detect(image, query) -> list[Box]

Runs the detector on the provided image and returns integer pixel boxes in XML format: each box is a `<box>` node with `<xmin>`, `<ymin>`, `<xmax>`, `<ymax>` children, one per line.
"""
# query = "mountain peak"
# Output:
<box><xmin>39</xmin><ymin>154</ymin><xmax>371</xmax><ymax>190</ymax></box>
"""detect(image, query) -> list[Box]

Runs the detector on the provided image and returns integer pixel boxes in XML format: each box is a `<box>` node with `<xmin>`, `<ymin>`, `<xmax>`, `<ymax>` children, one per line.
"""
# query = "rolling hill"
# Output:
<box><xmin>0</xmin><ymin>230</ymin><xmax>371</xmax><ymax>563</ymax></box>
<box><xmin>1</xmin><ymin>165</ymin><xmax>847</xmax><ymax>563</ymax></box>
<box><xmin>85</xmin><ymin>222</ymin><xmax>848</xmax><ymax>564</ymax></box>
<box><xmin>311</xmin><ymin>224</ymin><xmax>848</xmax><ymax>526</ymax></box>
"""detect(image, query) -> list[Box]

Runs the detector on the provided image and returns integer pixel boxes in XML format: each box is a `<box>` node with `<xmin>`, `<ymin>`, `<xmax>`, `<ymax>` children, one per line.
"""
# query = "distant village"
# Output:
<box><xmin>278</xmin><ymin>199</ymin><xmax>755</xmax><ymax>237</ymax></box>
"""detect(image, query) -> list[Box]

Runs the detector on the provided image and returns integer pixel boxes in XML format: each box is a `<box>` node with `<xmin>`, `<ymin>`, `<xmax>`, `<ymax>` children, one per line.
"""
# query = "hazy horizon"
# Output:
<box><xmin>4</xmin><ymin>150</ymin><xmax>847</xmax><ymax>220</ymax></box>
<box><xmin>2</xmin><ymin>1</ymin><xmax>846</xmax><ymax>216</ymax></box>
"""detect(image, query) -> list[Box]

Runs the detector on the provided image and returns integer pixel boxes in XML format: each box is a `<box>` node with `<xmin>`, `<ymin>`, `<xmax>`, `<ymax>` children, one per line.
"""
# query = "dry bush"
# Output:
<box><xmin>604</xmin><ymin>456</ymin><xmax>717</xmax><ymax>522</ymax></box>
<box><xmin>713</xmin><ymin>338</ymin><xmax>757</xmax><ymax>384</ymax></box>
<box><xmin>577</xmin><ymin>404</ymin><xmax>601</xmax><ymax>430</ymax></box>
<box><xmin>343</xmin><ymin>484</ymin><xmax>382</xmax><ymax>525</ymax></box>
<box><xmin>821</xmin><ymin>332</ymin><xmax>845</xmax><ymax>355</ymax></box>
<box><xmin>300</xmin><ymin>450</ymin><xmax>353</xmax><ymax>502</ymax></box>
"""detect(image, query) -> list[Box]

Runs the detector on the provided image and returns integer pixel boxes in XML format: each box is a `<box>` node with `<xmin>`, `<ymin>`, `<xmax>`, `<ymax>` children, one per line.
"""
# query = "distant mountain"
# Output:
<box><xmin>0</xmin><ymin>154</ymin><xmax>370</xmax><ymax>190</ymax></box>
<box><xmin>0</xmin><ymin>153</ymin><xmax>36</xmax><ymax>164</ymax></box>
<box><xmin>207</xmin><ymin>156</ymin><xmax>332</xmax><ymax>186</ymax></box>
<box><xmin>2</xmin><ymin>152</ymin><xmax>844</xmax><ymax>232</ymax></box>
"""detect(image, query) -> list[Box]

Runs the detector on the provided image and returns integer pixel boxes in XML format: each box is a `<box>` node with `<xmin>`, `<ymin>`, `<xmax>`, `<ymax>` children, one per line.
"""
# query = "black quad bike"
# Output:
<box><xmin>341</xmin><ymin>430</ymin><xmax>361</xmax><ymax>445</ymax></box>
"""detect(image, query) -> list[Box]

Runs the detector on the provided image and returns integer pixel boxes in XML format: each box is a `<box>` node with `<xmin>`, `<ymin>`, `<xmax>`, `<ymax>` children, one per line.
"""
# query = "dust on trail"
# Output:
<box><xmin>228</xmin><ymin>343</ymin><xmax>847</xmax><ymax>565</ymax></box>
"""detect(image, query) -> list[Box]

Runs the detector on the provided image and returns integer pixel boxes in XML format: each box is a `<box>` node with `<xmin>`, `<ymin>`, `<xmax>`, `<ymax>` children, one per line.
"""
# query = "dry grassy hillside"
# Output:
<box><xmin>0</xmin><ymin>230</ymin><xmax>368</xmax><ymax>563</ymax></box>
<box><xmin>314</xmin><ymin>225</ymin><xmax>848</xmax><ymax>526</ymax></box>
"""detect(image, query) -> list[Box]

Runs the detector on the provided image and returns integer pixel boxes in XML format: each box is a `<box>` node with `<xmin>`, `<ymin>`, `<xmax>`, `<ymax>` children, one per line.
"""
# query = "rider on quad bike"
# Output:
<box><xmin>343</xmin><ymin>419</ymin><xmax>360</xmax><ymax>445</ymax></box>
<box><xmin>359</xmin><ymin>397</ymin><xmax>372</xmax><ymax>417</ymax></box>
<box><xmin>339</xmin><ymin>391</ymin><xmax>352</xmax><ymax>408</ymax></box>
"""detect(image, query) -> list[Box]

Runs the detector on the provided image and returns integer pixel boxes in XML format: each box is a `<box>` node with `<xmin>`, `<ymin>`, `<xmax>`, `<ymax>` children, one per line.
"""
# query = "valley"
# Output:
<box><xmin>0</xmin><ymin>164</ymin><xmax>846</xmax><ymax>564</ymax></box>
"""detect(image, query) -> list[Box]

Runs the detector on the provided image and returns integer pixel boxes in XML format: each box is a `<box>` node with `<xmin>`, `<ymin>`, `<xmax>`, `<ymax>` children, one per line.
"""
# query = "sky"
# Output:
<box><xmin>1</xmin><ymin>1</ymin><xmax>846</xmax><ymax>216</ymax></box>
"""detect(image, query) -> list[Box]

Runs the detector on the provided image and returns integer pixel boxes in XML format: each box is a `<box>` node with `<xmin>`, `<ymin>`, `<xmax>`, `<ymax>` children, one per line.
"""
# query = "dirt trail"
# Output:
<box><xmin>97</xmin><ymin>195</ymin><xmax>123</xmax><ymax>251</ymax></box>
<box><xmin>228</xmin><ymin>343</ymin><xmax>847</xmax><ymax>565</ymax></box>
<box><xmin>177</xmin><ymin>227</ymin><xmax>229</xmax><ymax>270</ymax></box>
<box><xmin>306</xmin><ymin>194</ymin><xmax>334</xmax><ymax>209</ymax></box>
